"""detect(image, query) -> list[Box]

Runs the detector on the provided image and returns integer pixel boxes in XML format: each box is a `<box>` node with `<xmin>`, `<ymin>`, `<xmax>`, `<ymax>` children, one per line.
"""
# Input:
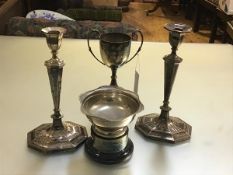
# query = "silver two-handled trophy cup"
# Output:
<box><xmin>27</xmin><ymin>27</ymin><xmax>87</xmax><ymax>153</ymax></box>
<box><xmin>87</xmin><ymin>31</ymin><xmax>143</xmax><ymax>86</ymax></box>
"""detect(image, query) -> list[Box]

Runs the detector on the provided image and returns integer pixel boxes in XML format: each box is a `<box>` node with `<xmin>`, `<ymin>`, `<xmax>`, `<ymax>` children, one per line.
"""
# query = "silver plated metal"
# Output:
<box><xmin>81</xmin><ymin>86</ymin><xmax>143</xmax><ymax>163</ymax></box>
<box><xmin>135</xmin><ymin>23</ymin><xmax>192</xmax><ymax>144</ymax></box>
<box><xmin>85</xmin><ymin>31</ymin><xmax>144</xmax><ymax>163</ymax></box>
<box><xmin>27</xmin><ymin>27</ymin><xmax>87</xmax><ymax>153</ymax></box>
<box><xmin>87</xmin><ymin>31</ymin><xmax>143</xmax><ymax>86</ymax></box>
<box><xmin>81</xmin><ymin>86</ymin><xmax>143</xmax><ymax>137</ymax></box>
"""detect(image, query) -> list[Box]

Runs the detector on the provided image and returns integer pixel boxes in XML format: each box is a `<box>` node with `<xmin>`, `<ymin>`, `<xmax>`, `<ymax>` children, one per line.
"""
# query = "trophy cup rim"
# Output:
<box><xmin>41</xmin><ymin>27</ymin><xmax>67</xmax><ymax>34</ymax></box>
<box><xmin>100</xmin><ymin>32</ymin><xmax>131</xmax><ymax>44</ymax></box>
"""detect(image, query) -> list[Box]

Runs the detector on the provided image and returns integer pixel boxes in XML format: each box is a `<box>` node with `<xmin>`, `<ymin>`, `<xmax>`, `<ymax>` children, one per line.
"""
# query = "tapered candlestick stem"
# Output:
<box><xmin>45</xmin><ymin>61</ymin><xmax>64</xmax><ymax>130</ymax></box>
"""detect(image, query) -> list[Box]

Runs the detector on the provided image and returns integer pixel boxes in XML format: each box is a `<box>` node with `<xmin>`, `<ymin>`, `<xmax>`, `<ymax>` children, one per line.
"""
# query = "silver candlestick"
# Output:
<box><xmin>135</xmin><ymin>23</ymin><xmax>192</xmax><ymax>143</ymax></box>
<box><xmin>27</xmin><ymin>27</ymin><xmax>87</xmax><ymax>153</ymax></box>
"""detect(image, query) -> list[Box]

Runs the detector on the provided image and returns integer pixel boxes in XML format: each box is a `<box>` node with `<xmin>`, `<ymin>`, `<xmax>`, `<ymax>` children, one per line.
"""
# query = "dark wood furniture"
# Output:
<box><xmin>118</xmin><ymin>0</ymin><xmax>131</xmax><ymax>12</ymax></box>
<box><xmin>143</xmin><ymin>0</ymin><xmax>189</xmax><ymax>16</ymax></box>
<box><xmin>0</xmin><ymin>0</ymin><xmax>26</xmax><ymax>34</ymax></box>
<box><xmin>225</xmin><ymin>21</ymin><xmax>233</xmax><ymax>43</ymax></box>
<box><xmin>193</xmin><ymin>0</ymin><xmax>233</xmax><ymax>43</ymax></box>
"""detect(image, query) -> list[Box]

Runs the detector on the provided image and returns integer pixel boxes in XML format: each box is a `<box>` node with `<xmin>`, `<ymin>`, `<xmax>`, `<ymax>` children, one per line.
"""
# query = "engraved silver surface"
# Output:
<box><xmin>92</xmin><ymin>128</ymin><xmax>129</xmax><ymax>153</ymax></box>
<box><xmin>27</xmin><ymin>27</ymin><xmax>87</xmax><ymax>153</ymax></box>
<box><xmin>136</xmin><ymin>114</ymin><xmax>191</xmax><ymax>143</ymax></box>
<box><xmin>87</xmin><ymin>31</ymin><xmax>143</xmax><ymax>86</ymax></box>
<box><xmin>27</xmin><ymin>122</ymin><xmax>88</xmax><ymax>153</ymax></box>
<box><xmin>81</xmin><ymin>86</ymin><xmax>143</xmax><ymax>162</ymax></box>
<box><xmin>135</xmin><ymin>23</ymin><xmax>192</xmax><ymax>143</ymax></box>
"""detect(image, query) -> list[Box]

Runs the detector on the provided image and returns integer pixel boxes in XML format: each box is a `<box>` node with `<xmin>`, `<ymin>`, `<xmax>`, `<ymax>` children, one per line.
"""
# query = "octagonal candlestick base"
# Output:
<box><xmin>27</xmin><ymin>121</ymin><xmax>88</xmax><ymax>153</ymax></box>
<box><xmin>135</xmin><ymin>114</ymin><xmax>191</xmax><ymax>143</ymax></box>
<box><xmin>135</xmin><ymin>23</ymin><xmax>192</xmax><ymax>143</ymax></box>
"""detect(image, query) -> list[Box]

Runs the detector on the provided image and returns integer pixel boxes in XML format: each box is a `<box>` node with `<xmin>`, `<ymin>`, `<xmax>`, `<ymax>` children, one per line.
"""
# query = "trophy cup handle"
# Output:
<box><xmin>87</xmin><ymin>29</ymin><xmax>105</xmax><ymax>65</ymax></box>
<box><xmin>123</xmin><ymin>30</ymin><xmax>144</xmax><ymax>65</ymax></box>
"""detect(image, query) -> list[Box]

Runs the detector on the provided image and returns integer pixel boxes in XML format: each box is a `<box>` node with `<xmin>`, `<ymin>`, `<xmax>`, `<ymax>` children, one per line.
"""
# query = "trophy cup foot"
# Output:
<box><xmin>27</xmin><ymin>121</ymin><xmax>88</xmax><ymax>153</ymax></box>
<box><xmin>135</xmin><ymin>113</ymin><xmax>192</xmax><ymax>143</ymax></box>
<box><xmin>85</xmin><ymin>137</ymin><xmax>134</xmax><ymax>164</ymax></box>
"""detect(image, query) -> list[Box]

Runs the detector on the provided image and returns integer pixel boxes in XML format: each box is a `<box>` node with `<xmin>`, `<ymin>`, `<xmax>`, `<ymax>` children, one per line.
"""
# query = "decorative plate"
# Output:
<box><xmin>26</xmin><ymin>10</ymin><xmax>75</xmax><ymax>21</ymax></box>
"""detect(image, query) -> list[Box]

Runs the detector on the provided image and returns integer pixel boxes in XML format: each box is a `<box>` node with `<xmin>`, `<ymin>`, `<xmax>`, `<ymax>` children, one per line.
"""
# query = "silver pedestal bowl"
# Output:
<box><xmin>80</xmin><ymin>86</ymin><xmax>143</xmax><ymax>164</ymax></box>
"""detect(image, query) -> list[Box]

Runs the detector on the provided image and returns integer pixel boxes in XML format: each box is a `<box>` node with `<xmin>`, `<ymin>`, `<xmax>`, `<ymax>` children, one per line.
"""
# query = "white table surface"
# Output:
<box><xmin>0</xmin><ymin>36</ymin><xmax>232</xmax><ymax>175</ymax></box>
